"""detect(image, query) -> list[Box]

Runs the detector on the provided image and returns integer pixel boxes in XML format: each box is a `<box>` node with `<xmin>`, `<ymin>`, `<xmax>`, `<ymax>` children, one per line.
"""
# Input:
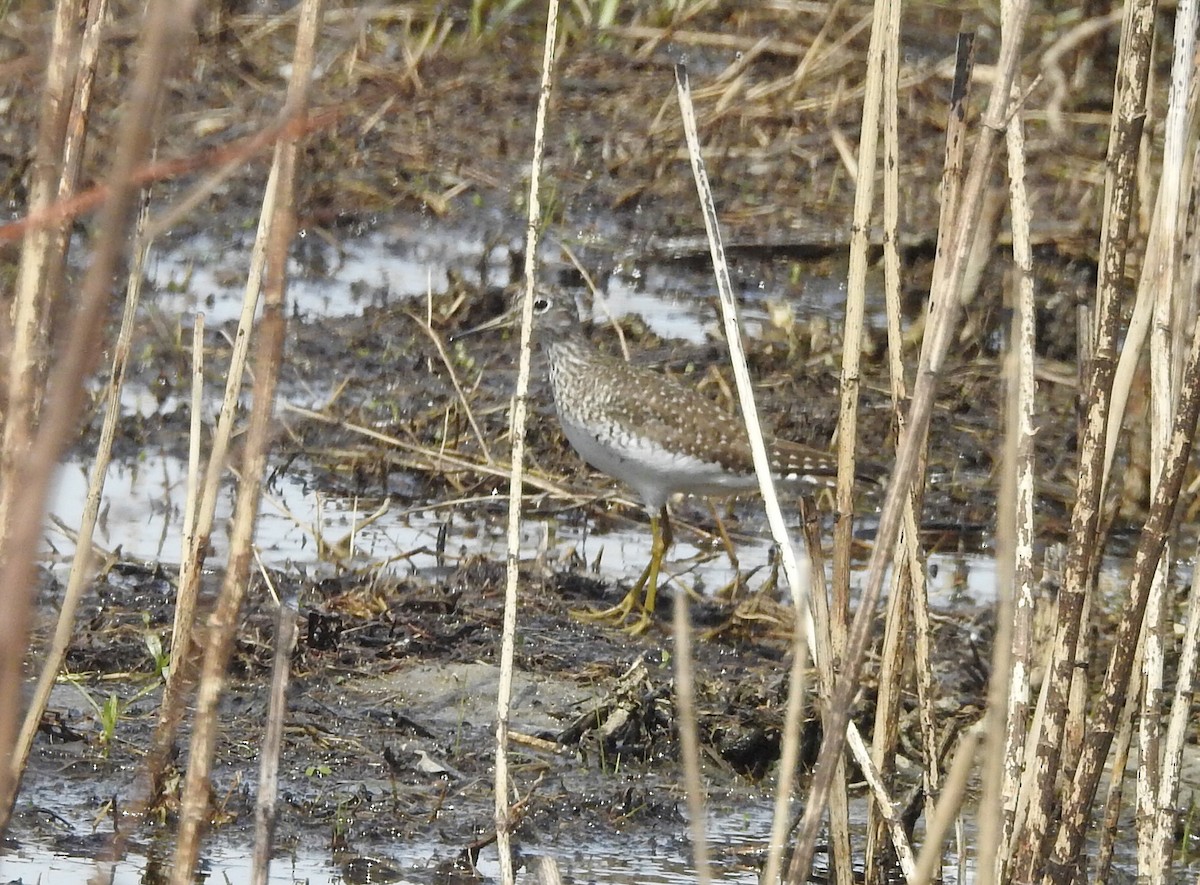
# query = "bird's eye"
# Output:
<box><xmin>533</xmin><ymin>296</ymin><xmax>550</xmax><ymax>314</ymax></box>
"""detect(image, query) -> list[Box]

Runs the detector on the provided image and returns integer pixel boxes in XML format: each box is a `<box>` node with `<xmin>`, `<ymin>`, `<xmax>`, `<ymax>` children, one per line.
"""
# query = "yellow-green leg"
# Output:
<box><xmin>574</xmin><ymin>505</ymin><xmax>672</xmax><ymax>635</ymax></box>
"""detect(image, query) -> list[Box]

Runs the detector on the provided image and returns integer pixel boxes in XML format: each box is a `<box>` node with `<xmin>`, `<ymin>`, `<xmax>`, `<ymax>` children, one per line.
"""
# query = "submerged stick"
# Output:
<box><xmin>251</xmin><ymin>600</ymin><xmax>299</xmax><ymax>885</ymax></box>
<box><xmin>673</xmin><ymin>588</ymin><xmax>712</xmax><ymax>884</ymax></box>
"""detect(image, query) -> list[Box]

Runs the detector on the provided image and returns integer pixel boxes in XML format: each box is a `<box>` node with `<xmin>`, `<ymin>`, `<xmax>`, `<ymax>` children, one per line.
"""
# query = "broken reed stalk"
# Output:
<box><xmin>981</xmin><ymin>50</ymin><xmax>1038</xmax><ymax>883</ymax></box>
<box><xmin>675</xmin><ymin>62</ymin><xmax>815</xmax><ymax>882</ymax></box>
<box><xmin>183</xmin><ymin>316</ymin><xmax>205</xmax><ymax>593</ymax></box>
<box><xmin>675</xmin><ymin>63</ymin><xmax>918</xmax><ymax>883</ymax></box>
<box><xmin>167</xmin><ymin>0</ymin><xmax>319</xmax><ymax>877</ymax></box>
<box><xmin>676</xmin><ymin>62</ymin><xmax>810</xmax><ymax>632</ymax></box>
<box><xmin>795</xmin><ymin>506</ymin><xmax>852</xmax><ymax>885</ymax></box>
<box><xmin>11</xmin><ymin>197</ymin><xmax>153</xmax><ymax>804</ymax></box>
<box><xmin>1010</xmin><ymin>0</ymin><xmax>1158</xmax><ymax>875</ymax></box>
<box><xmin>495</xmin><ymin>2</ymin><xmax>560</xmax><ymax>882</ymax></box>
<box><xmin>672</xmin><ymin>589</ymin><xmax>713</xmax><ymax>885</ymax></box>
<box><xmin>786</xmin><ymin>1</ymin><xmax>1033</xmax><ymax>878</ymax></box>
<box><xmin>0</xmin><ymin>0</ymin><xmax>185</xmax><ymax>833</ymax></box>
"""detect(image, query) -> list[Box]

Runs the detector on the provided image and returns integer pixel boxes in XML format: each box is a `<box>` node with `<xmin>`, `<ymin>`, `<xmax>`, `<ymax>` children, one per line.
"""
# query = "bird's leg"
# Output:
<box><xmin>573</xmin><ymin>505</ymin><xmax>672</xmax><ymax>633</ymax></box>
<box><xmin>624</xmin><ymin>505</ymin><xmax>671</xmax><ymax>635</ymax></box>
<box><xmin>706</xmin><ymin>499</ymin><xmax>743</xmax><ymax>602</ymax></box>
<box><xmin>571</xmin><ymin>532</ymin><xmax>653</xmax><ymax>627</ymax></box>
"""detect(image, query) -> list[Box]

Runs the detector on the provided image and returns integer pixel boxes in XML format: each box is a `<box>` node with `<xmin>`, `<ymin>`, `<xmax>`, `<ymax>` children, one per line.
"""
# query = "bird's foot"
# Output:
<box><xmin>622</xmin><ymin>609</ymin><xmax>654</xmax><ymax>636</ymax></box>
<box><xmin>572</xmin><ymin>558</ymin><xmax>661</xmax><ymax>634</ymax></box>
<box><xmin>571</xmin><ymin>594</ymin><xmax>638</xmax><ymax>626</ymax></box>
<box><xmin>571</xmin><ymin>603</ymin><xmax>655</xmax><ymax>636</ymax></box>
<box><xmin>572</xmin><ymin>586</ymin><xmax>658</xmax><ymax>635</ymax></box>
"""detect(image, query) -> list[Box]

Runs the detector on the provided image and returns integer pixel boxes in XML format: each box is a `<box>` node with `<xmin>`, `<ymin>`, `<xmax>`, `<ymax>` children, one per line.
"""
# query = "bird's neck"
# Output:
<box><xmin>542</xmin><ymin>332</ymin><xmax>597</xmax><ymax>368</ymax></box>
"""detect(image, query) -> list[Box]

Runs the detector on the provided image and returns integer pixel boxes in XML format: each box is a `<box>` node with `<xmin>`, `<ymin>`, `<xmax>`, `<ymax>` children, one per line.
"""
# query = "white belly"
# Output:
<box><xmin>559</xmin><ymin>413</ymin><xmax>758</xmax><ymax>512</ymax></box>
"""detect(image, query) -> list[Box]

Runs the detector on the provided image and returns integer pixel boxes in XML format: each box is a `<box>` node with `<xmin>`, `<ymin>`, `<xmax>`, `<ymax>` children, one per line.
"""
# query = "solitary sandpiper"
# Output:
<box><xmin>523</xmin><ymin>291</ymin><xmax>842</xmax><ymax>635</ymax></box>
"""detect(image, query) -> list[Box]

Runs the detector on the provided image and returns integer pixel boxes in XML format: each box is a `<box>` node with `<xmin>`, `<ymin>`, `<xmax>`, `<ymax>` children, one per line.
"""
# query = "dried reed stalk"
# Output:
<box><xmin>800</xmin><ymin>508</ymin><xmax>917</xmax><ymax>883</ymax></box>
<box><xmin>1138</xmin><ymin>2</ymin><xmax>1196</xmax><ymax>876</ymax></box>
<box><xmin>829</xmin><ymin>0</ymin><xmax>893</xmax><ymax>873</ymax></box>
<box><xmin>787</xmin><ymin>0</ymin><xmax>1033</xmax><ymax>877</ymax></box>
<box><xmin>1146</xmin><ymin>141</ymin><xmax>1200</xmax><ymax>880</ymax></box>
<box><xmin>863</xmin><ymin>3</ymin><xmax>936</xmax><ymax>878</ymax></box>
<box><xmin>2</xmin><ymin>0</ymin><xmax>111</xmax><ymax>805</ymax></box>
<box><xmin>494</xmin><ymin>2</ymin><xmax>561</xmax><ymax>882</ymax></box>
<box><xmin>1011</xmin><ymin>0</ymin><xmax>1158</xmax><ymax>874</ymax></box>
<box><xmin>0</xmin><ymin>0</ymin><xmax>82</xmax><ymax>531</ymax></box>
<box><xmin>1043</xmin><ymin>295</ymin><xmax>1200</xmax><ymax>879</ymax></box>
<box><xmin>0</xmin><ymin>0</ymin><xmax>84</xmax><ymax>828</ymax></box>
<box><xmin>10</xmin><ymin>196</ymin><xmax>152</xmax><ymax>806</ymax></box>
<box><xmin>676</xmin><ymin>62</ymin><xmax>813</xmax><ymax>883</ymax></box>
<box><xmin>280</xmin><ymin>403</ymin><xmax>577</xmax><ymax>500</ymax></box>
<box><xmin>405</xmin><ymin>307</ymin><xmax>494</xmax><ymax>462</ymax></box>
<box><xmin>673</xmin><ymin>60</ymin><xmax>815</xmax><ymax>722</ymax></box>
<box><xmin>913</xmin><ymin>722</ymin><xmax>983</xmax><ymax>879</ymax></box>
<box><xmin>0</xmin><ymin>0</ymin><xmax>186</xmax><ymax>833</ymax></box>
<box><xmin>88</xmin><ymin>310</ymin><xmax>206</xmax><ymax>876</ymax></box>
<box><xmin>832</xmin><ymin>0</ymin><xmax>887</xmax><ymax>639</ymax></box>
<box><xmin>167</xmin><ymin>0</ymin><xmax>320</xmax><ymax>877</ymax></box>
<box><xmin>981</xmin><ymin>30</ymin><xmax>1037</xmax><ymax>881</ymax></box>
<box><xmin>182</xmin><ymin>315</ymin><xmax>205</xmax><ymax>602</ymax></box>
<box><xmin>163</xmin><ymin>156</ymin><xmax>280</xmax><ymax>720</ymax></box>
<box><xmin>675</xmin><ymin>62</ymin><xmax>917</xmax><ymax>883</ymax></box>
<box><xmin>762</xmin><ymin>548</ymin><xmax>815</xmax><ymax>884</ymax></box>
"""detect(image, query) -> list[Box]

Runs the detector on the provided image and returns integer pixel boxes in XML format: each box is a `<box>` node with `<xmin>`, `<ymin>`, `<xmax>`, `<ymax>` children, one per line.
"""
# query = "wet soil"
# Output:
<box><xmin>18</xmin><ymin>280</ymin><xmax>1015</xmax><ymax>878</ymax></box>
<box><xmin>0</xmin><ymin>0</ymin><xmax>1170</xmax><ymax>880</ymax></box>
